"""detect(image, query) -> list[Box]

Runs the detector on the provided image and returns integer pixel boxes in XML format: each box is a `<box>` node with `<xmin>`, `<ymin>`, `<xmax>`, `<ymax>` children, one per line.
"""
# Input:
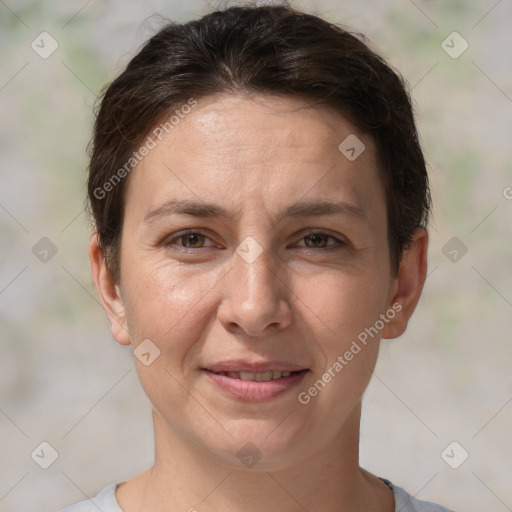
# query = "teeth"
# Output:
<box><xmin>219</xmin><ymin>370</ymin><xmax>295</xmax><ymax>381</ymax></box>
<box><xmin>254</xmin><ymin>371</ymin><xmax>273</xmax><ymax>382</ymax></box>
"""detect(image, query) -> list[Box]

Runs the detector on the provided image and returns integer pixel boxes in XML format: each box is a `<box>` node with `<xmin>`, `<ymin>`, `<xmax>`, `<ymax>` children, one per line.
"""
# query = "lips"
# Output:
<box><xmin>213</xmin><ymin>370</ymin><xmax>294</xmax><ymax>381</ymax></box>
<box><xmin>201</xmin><ymin>360</ymin><xmax>309</xmax><ymax>401</ymax></box>
<box><xmin>204</xmin><ymin>360</ymin><xmax>307</xmax><ymax>373</ymax></box>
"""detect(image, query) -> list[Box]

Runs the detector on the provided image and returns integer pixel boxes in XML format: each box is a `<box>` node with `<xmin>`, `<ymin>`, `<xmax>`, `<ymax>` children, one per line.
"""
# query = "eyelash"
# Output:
<box><xmin>162</xmin><ymin>229</ymin><xmax>347</xmax><ymax>253</ymax></box>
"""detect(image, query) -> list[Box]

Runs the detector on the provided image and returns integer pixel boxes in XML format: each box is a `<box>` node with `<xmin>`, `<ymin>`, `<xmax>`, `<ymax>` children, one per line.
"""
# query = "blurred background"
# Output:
<box><xmin>0</xmin><ymin>0</ymin><xmax>511</xmax><ymax>510</ymax></box>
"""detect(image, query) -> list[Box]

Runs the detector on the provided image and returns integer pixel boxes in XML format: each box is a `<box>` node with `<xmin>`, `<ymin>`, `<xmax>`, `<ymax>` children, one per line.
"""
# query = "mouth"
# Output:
<box><xmin>201</xmin><ymin>365</ymin><xmax>309</xmax><ymax>401</ymax></box>
<box><xmin>208</xmin><ymin>370</ymin><xmax>298</xmax><ymax>381</ymax></box>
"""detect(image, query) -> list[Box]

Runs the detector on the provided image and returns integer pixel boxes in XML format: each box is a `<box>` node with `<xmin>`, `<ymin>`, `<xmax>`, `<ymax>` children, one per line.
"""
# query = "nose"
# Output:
<box><xmin>216</xmin><ymin>245</ymin><xmax>293</xmax><ymax>337</ymax></box>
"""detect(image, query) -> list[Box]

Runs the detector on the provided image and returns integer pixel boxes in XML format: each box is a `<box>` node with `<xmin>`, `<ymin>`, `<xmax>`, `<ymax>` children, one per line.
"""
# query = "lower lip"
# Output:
<box><xmin>202</xmin><ymin>369</ymin><xmax>309</xmax><ymax>401</ymax></box>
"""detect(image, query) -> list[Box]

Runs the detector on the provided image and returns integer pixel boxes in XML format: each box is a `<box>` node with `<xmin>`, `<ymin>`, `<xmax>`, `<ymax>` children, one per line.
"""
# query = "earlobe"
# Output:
<box><xmin>89</xmin><ymin>234</ymin><xmax>131</xmax><ymax>346</ymax></box>
<box><xmin>381</xmin><ymin>228</ymin><xmax>429</xmax><ymax>340</ymax></box>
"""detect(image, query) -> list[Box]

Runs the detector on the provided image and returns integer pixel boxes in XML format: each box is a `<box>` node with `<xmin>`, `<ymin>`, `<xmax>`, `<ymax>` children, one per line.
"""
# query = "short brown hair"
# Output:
<box><xmin>87</xmin><ymin>2</ymin><xmax>431</xmax><ymax>283</ymax></box>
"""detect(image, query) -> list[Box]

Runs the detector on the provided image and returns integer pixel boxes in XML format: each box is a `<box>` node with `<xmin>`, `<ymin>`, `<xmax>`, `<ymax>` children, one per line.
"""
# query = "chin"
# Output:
<box><xmin>197</xmin><ymin>419</ymin><xmax>312</xmax><ymax>471</ymax></box>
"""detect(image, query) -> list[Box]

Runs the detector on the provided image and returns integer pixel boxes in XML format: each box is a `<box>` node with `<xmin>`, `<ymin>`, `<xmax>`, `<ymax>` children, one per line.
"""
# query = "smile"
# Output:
<box><xmin>202</xmin><ymin>369</ymin><xmax>309</xmax><ymax>401</ymax></box>
<box><xmin>212</xmin><ymin>370</ymin><xmax>294</xmax><ymax>381</ymax></box>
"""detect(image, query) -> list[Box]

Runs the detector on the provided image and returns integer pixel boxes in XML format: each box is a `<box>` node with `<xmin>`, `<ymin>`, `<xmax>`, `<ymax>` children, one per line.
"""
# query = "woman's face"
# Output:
<box><xmin>94</xmin><ymin>93</ymin><xmax>409</xmax><ymax>469</ymax></box>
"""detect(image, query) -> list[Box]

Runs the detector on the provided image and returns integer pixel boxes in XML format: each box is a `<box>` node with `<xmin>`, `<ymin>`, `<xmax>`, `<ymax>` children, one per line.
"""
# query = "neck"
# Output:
<box><xmin>118</xmin><ymin>401</ymin><xmax>392</xmax><ymax>512</ymax></box>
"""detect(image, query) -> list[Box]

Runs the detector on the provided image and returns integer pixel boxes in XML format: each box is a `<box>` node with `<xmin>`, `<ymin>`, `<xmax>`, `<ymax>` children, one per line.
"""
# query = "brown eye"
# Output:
<box><xmin>179</xmin><ymin>233</ymin><xmax>206</xmax><ymax>248</ymax></box>
<box><xmin>293</xmin><ymin>231</ymin><xmax>347</xmax><ymax>251</ymax></box>
<box><xmin>163</xmin><ymin>230</ymin><xmax>217</xmax><ymax>251</ymax></box>
<box><xmin>304</xmin><ymin>233</ymin><xmax>330</xmax><ymax>248</ymax></box>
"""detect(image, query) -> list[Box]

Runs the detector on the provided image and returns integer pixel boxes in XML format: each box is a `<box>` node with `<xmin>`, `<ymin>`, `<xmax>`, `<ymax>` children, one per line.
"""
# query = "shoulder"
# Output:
<box><xmin>383</xmin><ymin>478</ymin><xmax>456</xmax><ymax>512</ymax></box>
<box><xmin>58</xmin><ymin>484</ymin><xmax>122</xmax><ymax>512</ymax></box>
<box><xmin>58</xmin><ymin>478</ymin><xmax>455</xmax><ymax>512</ymax></box>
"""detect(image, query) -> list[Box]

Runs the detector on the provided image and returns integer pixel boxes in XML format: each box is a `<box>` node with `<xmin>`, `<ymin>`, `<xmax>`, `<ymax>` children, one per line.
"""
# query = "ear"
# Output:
<box><xmin>89</xmin><ymin>233</ymin><xmax>131</xmax><ymax>346</ymax></box>
<box><xmin>381</xmin><ymin>228</ymin><xmax>429</xmax><ymax>339</ymax></box>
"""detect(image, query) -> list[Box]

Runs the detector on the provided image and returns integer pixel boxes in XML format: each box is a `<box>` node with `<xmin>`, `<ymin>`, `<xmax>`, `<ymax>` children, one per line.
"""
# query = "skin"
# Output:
<box><xmin>90</xmin><ymin>92</ymin><xmax>428</xmax><ymax>512</ymax></box>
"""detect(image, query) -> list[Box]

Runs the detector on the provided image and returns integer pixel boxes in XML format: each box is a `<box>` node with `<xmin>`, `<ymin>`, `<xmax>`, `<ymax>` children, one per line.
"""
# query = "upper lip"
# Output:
<box><xmin>203</xmin><ymin>360</ymin><xmax>308</xmax><ymax>373</ymax></box>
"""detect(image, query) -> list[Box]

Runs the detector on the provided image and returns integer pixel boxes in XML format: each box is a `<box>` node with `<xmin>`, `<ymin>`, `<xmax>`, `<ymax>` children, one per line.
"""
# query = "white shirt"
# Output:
<box><xmin>59</xmin><ymin>478</ymin><xmax>455</xmax><ymax>511</ymax></box>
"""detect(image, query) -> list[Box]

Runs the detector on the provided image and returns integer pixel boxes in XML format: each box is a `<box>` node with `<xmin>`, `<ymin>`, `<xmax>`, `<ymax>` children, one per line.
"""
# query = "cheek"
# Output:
<box><xmin>295</xmin><ymin>275</ymin><xmax>384</xmax><ymax>411</ymax></box>
<box><xmin>295</xmin><ymin>270</ymin><xmax>389</xmax><ymax>343</ymax></box>
<box><xmin>122</xmin><ymin>262</ymin><xmax>221</xmax><ymax>409</ymax></box>
<box><xmin>293</xmin><ymin>270</ymin><xmax>389</xmax><ymax>406</ymax></box>
<box><xmin>122</xmin><ymin>258</ymin><xmax>219</xmax><ymax>350</ymax></box>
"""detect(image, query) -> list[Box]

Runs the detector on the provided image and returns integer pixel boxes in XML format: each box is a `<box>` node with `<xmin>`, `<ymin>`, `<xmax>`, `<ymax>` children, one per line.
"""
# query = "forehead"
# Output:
<box><xmin>166</xmin><ymin>93</ymin><xmax>365</xmax><ymax>166</ymax></box>
<box><xmin>123</xmin><ymin>93</ymin><xmax>385</xmax><ymax>225</ymax></box>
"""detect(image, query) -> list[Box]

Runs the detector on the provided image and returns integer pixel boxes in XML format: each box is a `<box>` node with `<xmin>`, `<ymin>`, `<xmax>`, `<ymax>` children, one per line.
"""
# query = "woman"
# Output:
<box><xmin>61</xmin><ymin>3</ymin><xmax>454</xmax><ymax>511</ymax></box>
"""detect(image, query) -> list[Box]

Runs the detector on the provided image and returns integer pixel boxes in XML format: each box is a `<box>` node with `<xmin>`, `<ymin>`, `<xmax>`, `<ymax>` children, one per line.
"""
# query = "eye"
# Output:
<box><xmin>163</xmin><ymin>230</ymin><xmax>217</xmax><ymax>250</ymax></box>
<box><xmin>162</xmin><ymin>230</ymin><xmax>346</xmax><ymax>253</ymax></box>
<box><xmin>296</xmin><ymin>232</ymin><xmax>346</xmax><ymax>249</ymax></box>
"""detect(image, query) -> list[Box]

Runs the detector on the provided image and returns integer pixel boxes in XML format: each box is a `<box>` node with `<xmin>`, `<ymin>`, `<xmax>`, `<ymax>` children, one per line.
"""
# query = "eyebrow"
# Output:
<box><xmin>142</xmin><ymin>198</ymin><xmax>368</xmax><ymax>224</ymax></box>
